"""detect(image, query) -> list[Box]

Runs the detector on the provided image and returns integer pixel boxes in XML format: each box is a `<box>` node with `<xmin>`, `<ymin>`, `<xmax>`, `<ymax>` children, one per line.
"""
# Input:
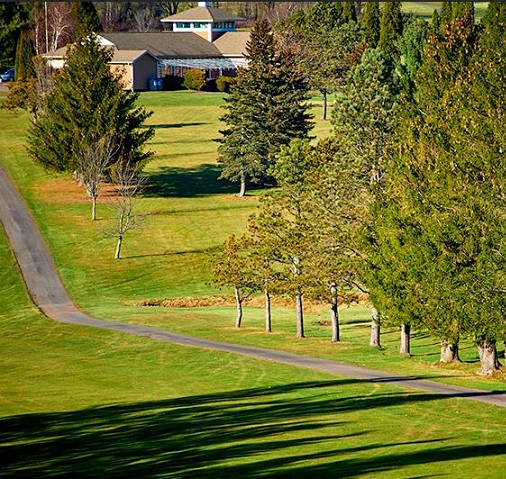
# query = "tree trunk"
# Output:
<box><xmin>296</xmin><ymin>292</ymin><xmax>304</xmax><ymax>338</ymax></box>
<box><xmin>400</xmin><ymin>323</ymin><xmax>411</xmax><ymax>355</ymax></box>
<box><xmin>115</xmin><ymin>236</ymin><xmax>123</xmax><ymax>259</ymax></box>
<box><xmin>440</xmin><ymin>340</ymin><xmax>461</xmax><ymax>363</ymax></box>
<box><xmin>238</xmin><ymin>173</ymin><xmax>246</xmax><ymax>197</ymax></box>
<box><xmin>92</xmin><ymin>195</ymin><xmax>97</xmax><ymax>221</ymax></box>
<box><xmin>330</xmin><ymin>283</ymin><xmax>340</xmax><ymax>342</ymax></box>
<box><xmin>369</xmin><ymin>306</ymin><xmax>381</xmax><ymax>348</ymax></box>
<box><xmin>264</xmin><ymin>289</ymin><xmax>271</xmax><ymax>332</ymax></box>
<box><xmin>321</xmin><ymin>90</ymin><xmax>327</xmax><ymax>120</ymax></box>
<box><xmin>477</xmin><ymin>340</ymin><xmax>502</xmax><ymax>375</ymax></box>
<box><xmin>234</xmin><ymin>286</ymin><xmax>242</xmax><ymax>328</ymax></box>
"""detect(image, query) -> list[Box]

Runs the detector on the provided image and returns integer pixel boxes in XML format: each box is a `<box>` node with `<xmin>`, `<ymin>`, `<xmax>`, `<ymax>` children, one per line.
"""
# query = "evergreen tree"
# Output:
<box><xmin>396</xmin><ymin>17</ymin><xmax>429</xmax><ymax>97</ymax></box>
<box><xmin>378</xmin><ymin>2</ymin><xmax>403</xmax><ymax>67</ymax></box>
<box><xmin>217</xmin><ymin>19</ymin><xmax>313</xmax><ymax>196</ymax></box>
<box><xmin>439</xmin><ymin>1</ymin><xmax>454</xmax><ymax>26</ymax></box>
<box><xmin>342</xmin><ymin>2</ymin><xmax>357</xmax><ymax>23</ymax></box>
<box><xmin>332</xmin><ymin>48</ymin><xmax>397</xmax><ymax>350</ymax></box>
<box><xmin>0</xmin><ymin>2</ymin><xmax>31</xmax><ymax>70</ymax></box>
<box><xmin>14</xmin><ymin>29</ymin><xmax>35</xmax><ymax>81</ymax></box>
<box><xmin>212</xmin><ymin>234</ymin><xmax>259</xmax><ymax>328</ymax></box>
<box><xmin>301</xmin><ymin>21</ymin><xmax>362</xmax><ymax>120</ymax></box>
<box><xmin>369</xmin><ymin>5</ymin><xmax>506</xmax><ymax>372</ymax></box>
<box><xmin>28</xmin><ymin>35</ymin><xmax>153</xmax><ymax>178</ymax></box>
<box><xmin>361</xmin><ymin>1</ymin><xmax>381</xmax><ymax>48</ymax></box>
<box><xmin>71</xmin><ymin>1</ymin><xmax>102</xmax><ymax>39</ymax></box>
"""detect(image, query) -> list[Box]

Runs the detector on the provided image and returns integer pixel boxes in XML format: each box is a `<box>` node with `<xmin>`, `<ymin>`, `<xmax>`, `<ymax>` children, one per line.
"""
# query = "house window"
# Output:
<box><xmin>193</xmin><ymin>22</ymin><xmax>207</xmax><ymax>29</ymax></box>
<box><xmin>176</xmin><ymin>22</ymin><xmax>191</xmax><ymax>28</ymax></box>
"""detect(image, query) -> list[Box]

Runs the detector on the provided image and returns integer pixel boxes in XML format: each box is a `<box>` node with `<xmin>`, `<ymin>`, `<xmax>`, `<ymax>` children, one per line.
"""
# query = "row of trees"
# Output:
<box><xmin>214</xmin><ymin>2</ymin><xmax>506</xmax><ymax>375</ymax></box>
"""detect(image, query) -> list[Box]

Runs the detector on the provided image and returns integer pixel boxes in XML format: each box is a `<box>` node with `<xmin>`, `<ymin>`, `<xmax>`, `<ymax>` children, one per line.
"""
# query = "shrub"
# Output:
<box><xmin>182</xmin><ymin>69</ymin><xmax>206</xmax><ymax>91</ymax></box>
<box><xmin>163</xmin><ymin>74</ymin><xmax>183</xmax><ymax>90</ymax></box>
<box><xmin>216</xmin><ymin>75</ymin><xmax>237</xmax><ymax>93</ymax></box>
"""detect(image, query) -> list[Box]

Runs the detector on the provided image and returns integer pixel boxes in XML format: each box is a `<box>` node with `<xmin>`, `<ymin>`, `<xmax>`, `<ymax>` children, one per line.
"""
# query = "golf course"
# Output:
<box><xmin>1</xmin><ymin>90</ymin><xmax>506</xmax><ymax>478</ymax></box>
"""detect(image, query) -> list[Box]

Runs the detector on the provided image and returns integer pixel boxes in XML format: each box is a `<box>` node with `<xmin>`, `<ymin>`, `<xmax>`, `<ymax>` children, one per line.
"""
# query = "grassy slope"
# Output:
<box><xmin>1</xmin><ymin>90</ymin><xmax>506</xmax><ymax>476</ymax></box>
<box><xmin>1</xmin><ymin>90</ymin><xmax>506</xmax><ymax>395</ymax></box>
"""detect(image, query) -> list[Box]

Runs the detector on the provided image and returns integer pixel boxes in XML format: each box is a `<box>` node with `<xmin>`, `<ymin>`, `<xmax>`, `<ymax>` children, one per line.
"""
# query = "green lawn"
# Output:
<box><xmin>1</xmin><ymin>90</ymin><xmax>506</xmax><ymax>477</ymax></box>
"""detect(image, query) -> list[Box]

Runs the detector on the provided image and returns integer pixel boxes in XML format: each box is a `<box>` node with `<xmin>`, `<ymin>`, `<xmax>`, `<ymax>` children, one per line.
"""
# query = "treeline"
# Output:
<box><xmin>214</xmin><ymin>2</ymin><xmax>506</xmax><ymax>375</ymax></box>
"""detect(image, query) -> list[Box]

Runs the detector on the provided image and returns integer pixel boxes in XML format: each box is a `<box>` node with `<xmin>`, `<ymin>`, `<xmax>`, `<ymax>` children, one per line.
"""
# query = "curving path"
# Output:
<box><xmin>1</xmin><ymin>165</ymin><xmax>506</xmax><ymax>407</ymax></box>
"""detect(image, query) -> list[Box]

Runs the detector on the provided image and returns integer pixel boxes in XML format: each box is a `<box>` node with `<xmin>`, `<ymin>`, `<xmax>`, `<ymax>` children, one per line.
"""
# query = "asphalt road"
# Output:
<box><xmin>1</xmin><ymin>165</ymin><xmax>506</xmax><ymax>407</ymax></box>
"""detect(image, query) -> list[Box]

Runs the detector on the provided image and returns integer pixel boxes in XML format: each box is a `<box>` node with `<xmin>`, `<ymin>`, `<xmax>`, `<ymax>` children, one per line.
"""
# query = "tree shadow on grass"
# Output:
<box><xmin>146</xmin><ymin>122</ymin><xmax>206</xmax><ymax>129</ymax></box>
<box><xmin>143</xmin><ymin>164</ymin><xmax>239</xmax><ymax>198</ymax></box>
<box><xmin>1</xmin><ymin>379</ymin><xmax>505</xmax><ymax>478</ymax></box>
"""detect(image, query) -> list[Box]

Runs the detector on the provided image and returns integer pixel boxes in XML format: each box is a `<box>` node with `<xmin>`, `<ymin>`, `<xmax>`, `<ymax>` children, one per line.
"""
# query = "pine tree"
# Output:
<box><xmin>71</xmin><ymin>1</ymin><xmax>102</xmax><ymax>39</ymax></box>
<box><xmin>217</xmin><ymin>19</ymin><xmax>313</xmax><ymax>196</ymax></box>
<box><xmin>378</xmin><ymin>2</ymin><xmax>403</xmax><ymax>67</ymax></box>
<box><xmin>361</xmin><ymin>1</ymin><xmax>381</xmax><ymax>48</ymax></box>
<box><xmin>14</xmin><ymin>29</ymin><xmax>35</xmax><ymax>81</ymax></box>
<box><xmin>332</xmin><ymin>48</ymin><xmax>397</xmax><ymax>350</ymax></box>
<box><xmin>28</xmin><ymin>35</ymin><xmax>153</xmax><ymax>178</ymax></box>
<box><xmin>342</xmin><ymin>2</ymin><xmax>357</xmax><ymax>23</ymax></box>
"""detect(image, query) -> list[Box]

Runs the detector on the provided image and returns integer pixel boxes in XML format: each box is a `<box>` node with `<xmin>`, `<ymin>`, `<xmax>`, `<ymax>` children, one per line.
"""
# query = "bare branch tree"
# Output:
<box><xmin>76</xmin><ymin>135</ymin><xmax>118</xmax><ymax>221</ymax></box>
<box><xmin>105</xmin><ymin>162</ymin><xmax>145</xmax><ymax>259</ymax></box>
<box><xmin>133</xmin><ymin>7</ymin><xmax>157</xmax><ymax>32</ymax></box>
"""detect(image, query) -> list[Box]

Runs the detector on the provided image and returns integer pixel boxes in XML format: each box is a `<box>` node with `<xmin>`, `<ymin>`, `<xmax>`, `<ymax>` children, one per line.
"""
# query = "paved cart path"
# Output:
<box><xmin>1</xmin><ymin>165</ymin><xmax>505</xmax><ymax>407</ymax></box>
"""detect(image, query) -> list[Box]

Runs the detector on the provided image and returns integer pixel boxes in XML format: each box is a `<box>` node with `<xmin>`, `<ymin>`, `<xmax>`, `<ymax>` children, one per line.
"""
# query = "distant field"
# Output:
<box><xmin>403</xmin><ymin>1</ymin><xmax>489</xmax><ymax>19</ymax></box>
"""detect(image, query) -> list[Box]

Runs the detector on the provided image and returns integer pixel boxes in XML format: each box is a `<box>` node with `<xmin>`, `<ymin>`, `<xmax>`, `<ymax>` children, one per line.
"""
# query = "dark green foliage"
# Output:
<box><xmin>439</xmin><ymin>1</ymin><xmax>454</xmax><ymax>26</ymax></box>
<box><xmin>342</xmin><ymin>2</ymin><xmax>357</xmax><ymax>23</ymax></box>
<box><xmin>182</xmin><ymin>68</ymin><xmax>206</xmax><ymax>91</ymax></box>
<box><xmin>378</xmin><ymin>2</ymin><xmax>403</xmax><ymax>66</ymax></box>
<box><xmin>303</xmin><ymin>2</ymin><xmax>344</xmax><ymax>31</ymax></box>
<box><xmin>71</xmin><ymin>1</ymin><xmax>102</xmax><ymax>40</ymax></box>
<box><xmin>217</xmin><ymin>19</ymin><xmax>313</xmax><ymax>195</ymax></box>
<box><xmin>396</xmin><ymin>18</ymin><xmax>429</xmax><ymax>97</ymax></box>
<box><xmin>14</xmin><ymin>29</ymin><xmax>35</xmax><ymax>82</ymax></box>
<box><xmin>28</xmin><ymin>35</ymin><xmax>153</xmax><ymax>175</ymax></box>
<box><xmin>361</xmin><ymin>1</ymin><xmax>381</xmax><ymax>47</ymax></box>
<box><xmin>0</xmin><ymin>2</ymin><xmax>31</xmax><ymax>70</ymax></box>
<box><xmin>368</xmin><ymin>1</ymin><xmax>506</xmax><ymax>372</ymax></box>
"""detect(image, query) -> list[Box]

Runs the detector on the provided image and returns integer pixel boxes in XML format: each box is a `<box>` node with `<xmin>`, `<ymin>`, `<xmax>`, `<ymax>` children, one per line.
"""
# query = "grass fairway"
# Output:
<box><xmin>1</xmin><ymin>90</ymin><xmax>506</xmax><ymax>476</ymax></box>
<box><xmin>1</xmin><ymin>228</ymin><xmax>506</xmax><ymax>478</ymax></box>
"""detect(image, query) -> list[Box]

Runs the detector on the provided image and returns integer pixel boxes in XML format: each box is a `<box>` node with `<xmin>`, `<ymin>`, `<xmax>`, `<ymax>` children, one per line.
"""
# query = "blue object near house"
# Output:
<box><xmin>148</xmin><ymin>77</ymin><xmax>163</xmax><ymax>90</ymax></box>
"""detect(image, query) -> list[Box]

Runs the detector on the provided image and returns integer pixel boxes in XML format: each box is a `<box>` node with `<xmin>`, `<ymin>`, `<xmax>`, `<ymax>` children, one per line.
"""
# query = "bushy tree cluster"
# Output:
<box><xmin>214</xmin><ymin>2</ymin><xmax>506</xmax><ymax>375</ymax></box>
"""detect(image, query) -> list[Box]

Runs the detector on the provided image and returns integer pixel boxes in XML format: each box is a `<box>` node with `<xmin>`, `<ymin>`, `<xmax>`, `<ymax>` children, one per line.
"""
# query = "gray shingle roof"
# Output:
<box><xmin>100</xmin><ymin>32</ymin><xmax>223</xmax><ymax>58</ymax></box>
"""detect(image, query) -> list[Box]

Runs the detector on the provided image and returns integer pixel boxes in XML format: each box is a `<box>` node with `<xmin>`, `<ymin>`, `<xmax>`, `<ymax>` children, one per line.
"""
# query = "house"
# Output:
<box><xmin>42</xmin><ymin>2</ymin><xmax>249</xmax><ymax>91</ymax></box>
<box><xmin>42</xmin><ymin>46</ymin><xmax>159</xmax><ymax>91</ymax></box>
<box><xmin>161</xmin><ymin>1</ymin><xmax>245</xmax><ymax>43</ymax></box>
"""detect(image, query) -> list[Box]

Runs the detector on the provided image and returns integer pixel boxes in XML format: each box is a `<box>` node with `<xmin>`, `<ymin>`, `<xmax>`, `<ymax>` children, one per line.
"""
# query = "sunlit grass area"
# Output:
<box><xmin>1</xmin><ymin>78</ymin><xmax>506</xmax><ymax>477</ymax></box>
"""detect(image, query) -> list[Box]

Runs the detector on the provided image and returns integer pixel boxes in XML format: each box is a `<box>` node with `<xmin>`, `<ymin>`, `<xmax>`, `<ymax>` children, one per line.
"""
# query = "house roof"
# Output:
<box><xmin>212</xmin><ymin>31</ymin><xmax>250</xmax><ymax>57</ymax></box>
<box><xmin>99</xmin><ymin>32</ymin><xmax>223</xmax><ymax>58</ymax></box>
<box><xmin>42</xmin><ymin>46</ymin><xmax>156</xmax><ymax>64</ymax></box>
<box><xmin>110</xmin><ymin>50</ymin><xmax>156</xmax><ymax>64</ymax></box>
<box><xmin>161</xmin><ymin>6</ymin><xmax>244</xmax><ymax>23</ymax></box>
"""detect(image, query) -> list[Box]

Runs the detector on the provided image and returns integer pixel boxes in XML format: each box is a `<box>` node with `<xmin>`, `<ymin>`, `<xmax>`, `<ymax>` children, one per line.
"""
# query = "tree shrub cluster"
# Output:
<box><xmin>214</xmin><ymin>2</ymin><xmax>506</xmax><ymax>376</ymax></box>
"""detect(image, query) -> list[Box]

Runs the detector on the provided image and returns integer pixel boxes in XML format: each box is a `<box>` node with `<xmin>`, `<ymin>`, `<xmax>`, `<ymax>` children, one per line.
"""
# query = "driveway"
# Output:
<box><xmin>0</xmin><ymin>165</ymin><xmax>505</xmax><ymax>407</ymax></box>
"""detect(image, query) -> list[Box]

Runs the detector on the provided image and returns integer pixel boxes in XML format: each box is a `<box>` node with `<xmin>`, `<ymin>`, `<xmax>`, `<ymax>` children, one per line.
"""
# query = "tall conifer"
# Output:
<box><xmin>218</xmin><ymin>19</ymin><xmax>313</xmax><ymax>196</ymax></box>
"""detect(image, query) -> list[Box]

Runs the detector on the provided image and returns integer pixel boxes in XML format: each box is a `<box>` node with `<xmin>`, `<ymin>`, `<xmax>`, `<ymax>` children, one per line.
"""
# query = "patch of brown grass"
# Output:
<box><xmin>35</xmin><ymin>178</ymin><xmax>119</xmax><ymax>204</ymax></box>
<box><xmin>131</xmin><ymin>294</ymin><xmax>354</xmax><ymax>312</ymax></box>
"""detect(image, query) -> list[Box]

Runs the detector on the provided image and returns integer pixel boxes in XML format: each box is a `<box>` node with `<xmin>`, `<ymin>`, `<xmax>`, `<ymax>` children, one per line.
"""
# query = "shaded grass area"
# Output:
<box><xmin>2</xmin><ymin>378</ymin><xmax>506</xmax><ymax>478</ymax></box>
